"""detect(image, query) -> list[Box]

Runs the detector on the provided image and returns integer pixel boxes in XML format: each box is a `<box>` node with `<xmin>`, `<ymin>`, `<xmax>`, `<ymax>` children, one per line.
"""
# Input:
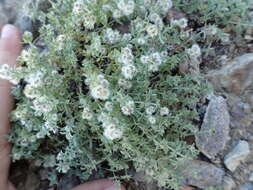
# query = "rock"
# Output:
<box><xmin>239</xmin><ymin>183</ymin><xmax>253</xmax><ymax>190</ymax></box>
<box><xmin>249</xmin><ymin>173</ymin><xmax>253</xmax><ymax>182</ymax></box>
<box><xmin>180</xmin><ymin>186</ymin><xmax>196</xmax><ymax>190</ymax></box>
<box><xmin>224</xmin><ymin>140</ymin><xmax>250</xmax><ymax>172</ymax></box>
<box><xmin>58</xmin><ymin>174</ymin><xmax>80</xmax><ymax>190</ymax></box>
<box><xmin>24</xmin><ymin>172</ymin><xmax>40</xmax><ymax>190</ymax></box>
<box><xmin>207</xmin><ymin>53</ymin><xmax>253</xmax><ymax>95</ymax></box>
<box><xmin>223</xmin><ymin>176</ymin><xmax>236</xmax><ymax>190</ymax></box>
<box><xmin>0</xmin><ymin>6</ymin><xmax>8</xmax><ymax>26</ymax></box>
<box><xmin>179</xmin><ymin>160</ymin><xmax>225</xmax><ymax>189</ymax></box>
<box><xmin>196</xmin><ymin>95</ymin><xmax>230</xmax><ymax>159</ymax></box>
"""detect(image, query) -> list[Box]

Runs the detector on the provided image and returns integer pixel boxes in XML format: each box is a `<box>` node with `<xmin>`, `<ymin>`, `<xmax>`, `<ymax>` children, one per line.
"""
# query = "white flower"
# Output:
<box><xmin>121</xmin><ymin>64</ymin><xmax>137</xmax><ymax>79</ymax></box>
<box><xmin>104</xmin><ymin>28</ymin><xmax>121</xmax><ymax>44</ymax></box>
<box><xmin>146</xmin><ymin>106</ymin><xmax>156</xmax><ymax>115</ymax></box>
<box><xmin>137</xmin><ymin>37</ymin><xmax>146</xmax><ymax>45</ymax></box>
<box><xmin>0</xmin><ymin>64</ymin><xmax>11</xmax><ymax>80</ymax></box>
<box><xmin>160</xmin><ymin>107</ymin><xmax>169</xmax><ymax>116</ymax></box>
<box><xmin>148</xmin><ymin>116</ymin><xmax>156</xmax><ymax>124</ymax></box>
<box><xmin>122</xmin><ymin>33</ymin><xmax>132</xmax><ymax>41</ymax></box>
<box><xmin>99</xmin><ymin>79</ymin><xmax>110</xmax><ymax>88</ymax></box>
<box><xmin>25</xmin><ymin>71</ymin><xmax>44</xmax><ymax>87</ymax></box>
<box><xmin>171</xmin><ymin>18</ymin><xmax>188</xmax><ymax>29</ymax></box>
<box><xmin>146</xmin><ymin>24</ymin><xmax>159</xmax><ymax>38</ymax></box>
<box><xmin>148</xmin><ymin>64</ymin><xmax>159</xmax><ymax>72</ymax></box>
<box><xmin>33</xmin><ymin>98</ymin><xmax>53</xmax><ymax>113</ymax></box>
<box><xmin>204</xmin><ymin>25</ymin><xmax>218</xmax><ymax>36</ymax></box>
<box><xmin>73</xmin><ymin>0</ymin><xmax>86</xmax><ymax>15</ymax></box>
<box><xmin>140</xmin><ymin>55</ymin><xmax>149</xmax><ymax>64</ymax></box>
<box><xmin>117</xmin><ymin>0</ymin><xmax>135</xmax><ymax>16</ymax></box>
<box><xmin>118</xmin><ymin>78</ymin><xmax>132</xmax><ymax>89</ymax></box>
<box><xmin>97</xmin><ymin>112</ymin><xmax>109</xmax><ymax>123</ymax></box>
<box><xmin>91</xmin><ymin>85</ymin><xmax>110</xmax><ymax>100</ymax></box>
<box><xmin>113</xmin><ymin>9</ymin><xmax>123</xmax><ymax>18</ymax></box>
<box><xmin>105</xmin><ymin>101</ymin><xmax>113</xmax><ymax>112</ymax></box>
<box><xmin>121</xmin><ymin>100</ymin><xmax>135</xmax><ymax>115</ymax></box>
<box><xmin>83</xmin><ymin>14</ymin><xmax>96</xmax><ymax>29</ymax></box>
<box><xmin>151</xmin><ymin>52</ymin><xmax>162</xmax><ymax>65</ymax></box>
<box><xmin>178</xmin><ymin>18</ymin><xmax>188</xmax><ymax>29</ymax></box>
<box><xmin>156</xmin><ymin>0</ymin><xmax>173</xmax><ymax>14</ymax></box>
<box><xmin>103</xmin><ymin>125</ymin><xmax>123</xmax><ymax>140</ymax></box>
<box><xmin>24</xmin><ymin>84</ymin><xmax>39</xmax><ymax>99</ymax></box>
<box><xmin>82</xmin><ymin>107</ymin><xmax>93</xmax><ymax>120</ymax></box>
<box><xmin>119</xmin><ymin>46</ymin><xmax>134</xmax><ymax>65</ymax></box>
<box><xmin>187</xmin><ymin>44</ymin><xmax>201</xmax><ymax>59</ymax></box>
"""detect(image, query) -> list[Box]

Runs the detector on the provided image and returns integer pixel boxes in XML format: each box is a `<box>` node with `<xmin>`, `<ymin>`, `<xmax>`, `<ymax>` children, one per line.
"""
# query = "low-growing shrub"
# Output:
<box><xmin>0</xmin><ymin>0</ymin><xmax>250</xmax><ymax>189</ymax></box>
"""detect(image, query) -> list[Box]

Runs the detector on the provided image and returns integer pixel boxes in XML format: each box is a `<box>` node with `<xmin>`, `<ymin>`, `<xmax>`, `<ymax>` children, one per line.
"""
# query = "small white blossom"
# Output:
<box><xmin>156</xmin><ymin>0</ymin><xmax>173</xmax><ymax>14</ymax></box>
<box><xmin>148</xmin><ymin>64</ymin><xmax>159</xmax><ymax>72</ymax></box>
<box><xmin>160</xmin><ymin>107</ymin><xmax>169</xmax><ymax>116</ymax></box>
<box><xmin>82</xmin><ymin>107</ymin><xmax>93</xmax><ymax>120</ymax></box>
<box><xmin>178</xmin><ymin>18</ymin><xmax>188</xmax><ymax>29</ymax></box>
<box><xmin>118</xmin><ymin>78</ymin><xmax>132</xmax><ymax>89</ymax></box>
<box><xmin>140</xmin><ymin>55</ymin><xmax>149</xmax><ymax>64</ymax></box>
<box><xmin>137</xmin><ymin>37</ymin><xmax>146</xmax><ymax>45</ymax></box>
<box><xmin>148</xmin><ymin>116</ymin><xmax>156</xmax><ymax>124</ymax></box>
<box><xmin>25</xmin><ymin>71</ymin><xmax>44</xmax><ymax>87</ymax></box>
<box><xmin>146</xmin><ymin>106</ymin><xmax>156</xmax><ymax>115</ymax></box>
<box><xmin>187</xmin><ymin>44</ymin><xmax>201</xmax><ymax>59</ymax></box>
<box><xmin>91</xmin><ymin>85</ymin><xmax>110</xmax><ymax>100</ymax></box>
<box><xmin>105</xmin><ymin>101</ymin><xmax>113</xmax><ymax>112</ymax></box>
<box><xmin>146</xmin><ymin>24</ymin><xmax>159</xmax><ymax>38</ymax></box>
<box><xmin>104</xmin><ymin>28</ymin><xmax>121</xmax><ymax>44</ymax></box>
<box><xmin>113</xmin><ymin>9</ymin><xmax>123</xmax><ymax>19</ymax></box>
<box><xmin>121</xmin><ymin>100</ymin><xmax>135</xmax><ymax>115</ymax></box>
<box><xmin>204</xmin><ymin>25</ymin><xmax>218</xmax><ymax>36</ymax></box>
<box><xmin>117</xmin><ymin>0</ymin><xmax>135</xmax><ymax>16</ymax></box>
<box><xmin>24</xmin><ymin>84</ymin><xmax>39</xmax><ymax>99</ymax></box>
<box><xmin>121</xmin><ymin>64</ymin><xmax>137</xmax><ymax>80</ymax></box>
<box><xmin>103</xmin><ymin>125</ymin><xmax>123</xmax><ymax>140</ymax></box>
<box><xmin>171</xmin><ymin>18</ymin><xmax>188</xmax><ymax>29</ymax></box>
<box><xmin>97</xmin><ymin>112</ymin><xmax>110</xmax><ymax>123</ymax></box>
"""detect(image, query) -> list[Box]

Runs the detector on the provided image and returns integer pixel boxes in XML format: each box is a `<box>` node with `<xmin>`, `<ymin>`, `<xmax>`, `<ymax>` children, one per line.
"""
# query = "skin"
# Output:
<box><xmin>0</xmin><ymin>24</ymin><xmax>125</xmax><ymax>190</ymax></box>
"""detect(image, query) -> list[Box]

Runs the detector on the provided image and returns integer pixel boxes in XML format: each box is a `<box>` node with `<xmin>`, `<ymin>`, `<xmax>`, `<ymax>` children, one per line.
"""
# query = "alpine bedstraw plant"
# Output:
<box><xmin>0</xmin><ymin>0</ymin><xmax>250</xmax><ymax>189</ymax></box>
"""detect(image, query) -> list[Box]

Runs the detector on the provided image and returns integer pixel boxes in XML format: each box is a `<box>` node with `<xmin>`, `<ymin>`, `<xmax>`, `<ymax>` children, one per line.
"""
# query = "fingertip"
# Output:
<box><xmin>71</xmin><ymin>179</ymin><xmax>126</xmax><ymax>190</ymax></box>
<box><xmin>0</xmin><ymin>24</ymin><xmax>22</xmax><ymax>57</ymax></box>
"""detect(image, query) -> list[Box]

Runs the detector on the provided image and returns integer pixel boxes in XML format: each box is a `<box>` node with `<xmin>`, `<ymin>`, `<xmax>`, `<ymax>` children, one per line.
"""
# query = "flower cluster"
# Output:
<box><xmin>140</xmin><ymin>51</ymin><xmax>166</xmax><ymax>72</ymax></box>
<box><xmin>171</xmin><ymin>18</ymin><xmax>188</xmax><ymax>29</ymax></box>
<box><xmin>120</xmin><ymin>98</ymin><xmax>135</xmax><ymax>115</ymax></box>
<box><xmin>98</xmin><ymin>113</ymin><xmax>123</xmax><ymax>140</ymax></box>
<box><xmin>187</xmin><ymin>44</ymin><xmax>202</xmax><ymax>59</ymax></box>
<box><xmin>72</xmin><ymin>0</ymin><xmax>96</xmax><ymax>29</ymax></box>
<box><xmin>117</xmin><ymin>0</ymin><xmax>135</xmax><ymax>17</ymax></box>
<box><xmin>0</xmin><ymin>64</ymin><xmax>20</xmax><ymax>84</ymax></box>
<box><xmin>6</xmin><ymin>0</ymin><xmax>248</xmax><ymax>188</ymax></box>
<box><xmin>103</xmin><ymin>28</ymin><xmax>121</xmax><ymax>44</ymax></box>
<box><xmin>86</xmin><ymin>74</ymin><xmax>111</xmax><ymax>100</ymax></box>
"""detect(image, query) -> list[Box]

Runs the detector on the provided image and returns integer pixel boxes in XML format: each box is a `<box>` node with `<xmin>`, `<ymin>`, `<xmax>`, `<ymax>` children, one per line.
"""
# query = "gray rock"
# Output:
<box><xmin>0</xmin><ymin>6</ymin><xmax>8</xmax><ymax>26</ymax></box>
<box><xmin>223</xmin><ymin>176</ymin><xmax>236</xmax><ymax>190</ymax></box>
<box><xmin>207</xmin><ymin>53</ymin><xmax>253</xmax><ymax>95</ymax></box>
<box><xmin>24</xmin><ymin>172</ymin><xmax>40</xmax><ymax>190</ymax></box>
<box><xmin>224</xmin><ymin>140</ymin><xmax>250</xmax><ymax>172</ymax></box>
<box><xmin>249</xmin><ymin>172</ymin><xmax>253</xmax><ymax>182</ymax></box>
<box><xmin>196</xmin><ymin>96</ymin><xmax>230</xmax><ymax>159</ymax></box>
<box><xmin>58</xmin><ymin>174</ymin><xmax>80</xmax><ymax>190</ymax></box>
<box><xmin>179</xmin><ymin>160</ymin><xmax>225</xmax><ymax>189</ymax></box>
<box><xmin>239</xmin><ymin>183</ymin><xmax>253</xmax><ymax>190</ymax></box>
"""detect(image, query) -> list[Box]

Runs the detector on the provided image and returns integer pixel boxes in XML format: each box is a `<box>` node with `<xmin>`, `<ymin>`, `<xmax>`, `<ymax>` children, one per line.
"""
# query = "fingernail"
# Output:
<box><xmin>104</xmin><ymin>184</ymin><xmax>120</xmax><ymax>190</ymax></box>
<box><xmin>1</xmin><ymin>24</ymin><xmax>16</xmax><ymax>39</ymax></box>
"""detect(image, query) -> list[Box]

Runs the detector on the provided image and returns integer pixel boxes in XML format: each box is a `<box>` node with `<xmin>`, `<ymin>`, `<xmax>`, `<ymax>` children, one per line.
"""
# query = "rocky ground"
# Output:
<box><xmin>1</xmin><ymin>0</ymin><xmax>253</xmax><ymax>190</ymax></box>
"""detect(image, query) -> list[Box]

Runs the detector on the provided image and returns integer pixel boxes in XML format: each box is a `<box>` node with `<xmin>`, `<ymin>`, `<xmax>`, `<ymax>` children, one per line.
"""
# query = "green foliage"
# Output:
<box><xmin>0</xmin><ymin>0</ymin><xmax>249</xmax><ymax>189</ymax></box>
